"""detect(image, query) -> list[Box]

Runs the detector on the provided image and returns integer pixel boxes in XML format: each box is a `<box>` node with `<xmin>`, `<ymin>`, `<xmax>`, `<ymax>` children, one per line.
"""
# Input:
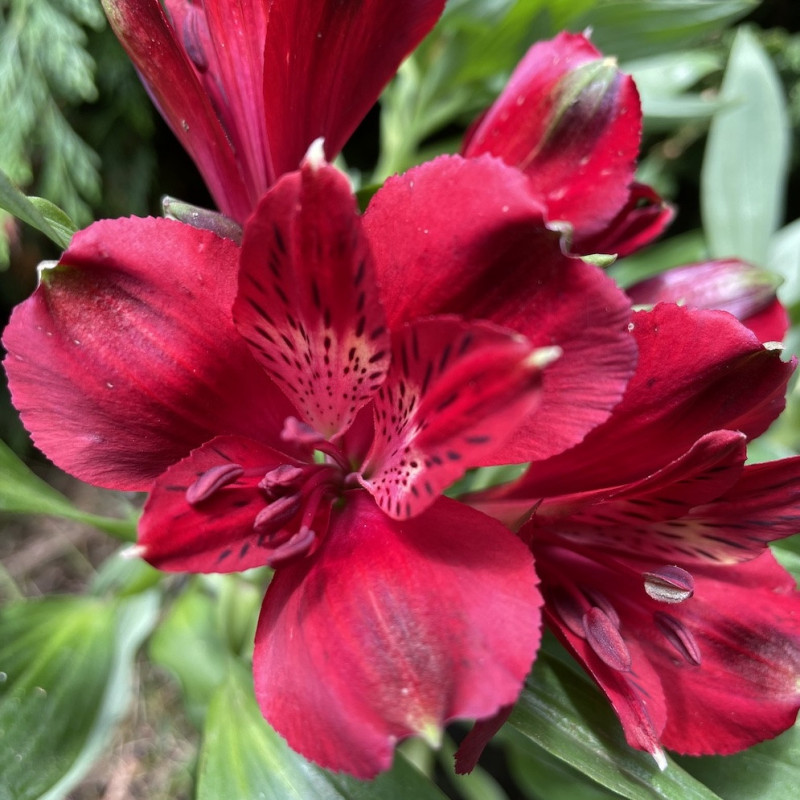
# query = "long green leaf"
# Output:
<box><xmin>0</xmin><ymin>169</ymin><xmax>74</xmax><ymax>249</ymax></box>
<box><xmin>0</xmin><ymin>593</ymin><xmax>159</xmax><ymax>800</ymax></box>
<box><xmin>574</xmin><ymin>1</ymin><xmax>757</xmax><ymax>62</ymax></box>
<box><xmin>674</xmin><ymin>721</ymin><xmax>800</xmax><ymax>800</ymax></box>
<box><xmin>701</xmin><ymin>27</ymin><xmax>790</xmax><ymax>265</ymax></box>
<box><xmin>509</xmin><ymin>639</ymin><xmax>721</xmax><ymax>800</ymax></box>
<box><xmin>0</xmin><ymin>439</ymin><xmax>138</xmax><ymax>541</ymax></box>
<box><xmin>197</xmin><ymin>666</ymin><xmax>449</xmax><ymax>800</ymax></box>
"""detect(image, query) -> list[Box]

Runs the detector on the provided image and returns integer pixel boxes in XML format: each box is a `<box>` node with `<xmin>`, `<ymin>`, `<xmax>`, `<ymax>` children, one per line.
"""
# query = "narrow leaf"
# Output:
<box><xmin>0</xmin><ymin>169</ymin><xmax>73</xmax><ymax>249</ymax></box>
<box><xmin>0</xmin><ymin>439</ymin><xmax>138</xmax><ymax>541</ymax></box>
<box><xmin>508</xmin><ymin>637</ymin><xmax>721</xmax><ymax>800</ymax></box>
<box><xmin>701</xmin><ymin>27</ymin><xmax>790</xmax><ymax>265</ymax></box>
<box><xmin>674</xmin><ymin>721</ymin><xmax>800</xmax><ymax>800</ymax></box>
<box><xmin>0</xmin><ymin>593</ymin><xmax>159</xmax><ymax>800</ymax></box>
<box><xmin>197</xmin><ymin>666</ymin><xmax>449</xmax><ymax>800</ymax></box>
<box><xmin>574</xmin><ymin>1</ymin><xmax>757</xmax><ymax>62</ymax></box>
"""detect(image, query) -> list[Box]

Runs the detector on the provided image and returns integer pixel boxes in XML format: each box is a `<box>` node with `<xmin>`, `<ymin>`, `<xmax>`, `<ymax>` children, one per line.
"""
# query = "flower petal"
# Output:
<box><xmin>577</xmin><ymin>182</ymin><xmax>674</xmax><ymax>258</ymax></box>
<box><xmin>262</xmin><ymin>0</ymin><xmax>446</xmax><ymax>176</ymax></box>
<box><xmin>462</xmin><ymin>32</ymin><xmax>641</xmax><ymax>240</ymax></box>
<box><xmin>3</xmin><ymin>218</ymin><xmax>294</xmax><ymax>490</ymax></box>
<box><xmin>254</xmin><ymin>491</ymin><xmax>542</xmax><ymax>778</ymax></box>
<box><xmin>527</xmin><ymin>431</ymin><xmax>757</xmax><ymax>565</ymax></box>
<box><xmin>627</xmin><ymin>259</ymin><xmax>786</xmax><ymax>341</ymax></box>
<box><xmin>102</xmin><ymin>0</ymin><xmax>251</xmax><ymax>221</ymax></box>
<box><xmin>360</xmin><ymin>317</ymin><xmax>556</xmax><ymax>519</ymax></box>
<box><xmin>364</xmin><ymin>155</ymin><xmax>637</xmax><ymax>463</ymax></box>
<box><xmin>139</xmin><ymin>435</ymin><xmax>306</xmax><ymax>573</ymax></box>
<box><xmin>235</xmin><ymin>159</ymin><xmax>390</xmax><ymax>440</ymax></box>
<box><xmin>509</xmin><ymin>303</ymin><xmax>794</xmax><ymax>498</ymax></box>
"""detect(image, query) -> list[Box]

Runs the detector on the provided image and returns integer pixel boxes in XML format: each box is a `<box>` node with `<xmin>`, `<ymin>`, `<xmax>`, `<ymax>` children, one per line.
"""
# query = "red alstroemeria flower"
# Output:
<box><xmin>462</xmin><ymin>32</ymin><xmax>673</xmax><ymax>257</ymax></box>
<box><xmin>457</xmin><ymin>303</ymin><xmax>800</xmax><ymax>771</ymax></box>
<box><xmin>627</xmin><ymin>259</ymin><xmax>789</xmax><ymax>344</ymax></box>
<box><xmin>3</xmin><ymin>148</ymin><xmax>638</xmax><ymax>777</ymax></box>
<box><xmin>102</xmin><ymin>0</ymin><xmax>446</xmax><ymax>222</ymax></box>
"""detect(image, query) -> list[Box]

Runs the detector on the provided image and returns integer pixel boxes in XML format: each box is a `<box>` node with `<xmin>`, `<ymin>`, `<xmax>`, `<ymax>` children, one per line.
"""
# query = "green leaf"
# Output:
<box><xmin>28</xmin><ymin>197</ymin><xmax>78</xmax><ymax>244</ymax></box>
<box><xmin>0</xmin><ymin>168</ymin><xmax>73</xmax><ymax>249</ymax></box>
<box><xmin>0</xmin><ymin>592</ymin><xmax>159</xmax><ymax>800</ymax></box>
<box><xmin>674</xmin><ymin>720</ymin><xmax>800</xmax><ymax>800</ymax></box>
<box><xmin>197</xmin><ymin>666</ymin><xmax>449</xmax><ymax>800</ymax></box>
<box><xmin>148</xmin><ymin>578</ymin><xmax>237</xmax><ymax>727</ymax></box>
<box><xmin>769</xmin><ymin>217</ymin><xmax>800</xmax><ymax>309</ymax></box>
<box><xmin>574</xmin><ymin>1</ymin><xmax>757</xmax><ymax>62</ymax></box>
<box><xmin>607</xmin><ymin>230</ymin><xmax>709</xmax><ymax>289</ymax></box>
<box><xmin>701</xmin><ymin>27</ymin><xmax>790</xmax><ymax>266</ymax></box>
<box><xmin>509</xmin><ymin>637</ymin><xmax>721</xmax><ymax>800</ymax></box>
<box><xmin>0</xmin><ymin>439</ymin><xmax>138</xmax><ymax>541</ymax></box>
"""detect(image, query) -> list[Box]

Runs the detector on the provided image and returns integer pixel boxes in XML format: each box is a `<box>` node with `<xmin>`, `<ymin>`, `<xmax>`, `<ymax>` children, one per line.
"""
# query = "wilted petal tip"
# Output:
<box><xmin>764</xmin><ymin>341</ymin><xmax>784</xmax><ymax>351</ymax></box>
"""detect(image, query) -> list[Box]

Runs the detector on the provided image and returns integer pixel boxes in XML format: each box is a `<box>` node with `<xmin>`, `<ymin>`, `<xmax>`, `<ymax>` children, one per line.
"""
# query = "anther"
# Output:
<box><xmin>281</xmin><ymin>416</ymin><xmax>325</xmax><ymax>446</ymax></box>
<box><xmin>259</xmin><ymin>464</ymin><xmax>305</xmax><ymax>494</ymax></box>
<box><xmin>654</xmin><ymin>611</ymin><xmax>701</xmax><ymax>666</ymax></box>
<box><xmin>643</xmin><ymin>565</ymin><xmax>694</xmax><ymax>604</ymax></box>
<box><xmin>253</xmin><ymin>495</ymin><xmax>302</xmax><ymax>533</ymax></box>
<box><xmin>182</xmin><ymin>7</ymin><xmax>209</xmax><ymax>72</ymax></box>
<box><xmin>267</xmin><ymin>526</ymin><xmax>316</xmax><ymax>567</ymax></box>
<box><xmin>186</xmin><ymin>463</ymin><xmax>244</xmax><ymax>505</ymax></box>
<box><xmin>550</xmin><ymin>586</ymin><xmax>588</xmax><ymax>639</ymax></box>
<box><xmin>583</xmin><ymin>607</ymin><xmax>632</xmax><ymax>672</ymax></box>
<box><xmin>581</xmin><ymin>588</ymin><xmax>620</xmax><ymax>629</ymax></box>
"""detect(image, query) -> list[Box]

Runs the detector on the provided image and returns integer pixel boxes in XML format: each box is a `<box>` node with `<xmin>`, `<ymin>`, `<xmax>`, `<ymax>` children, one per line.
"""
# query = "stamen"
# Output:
<box><xmin>259</xmin><ymin>464</ymin><xmax>305</xmax><ymax>494</ymax></box>
<box><xmin>282</xmin><ymin>416</ymin><xmax>325</xmax><ymax>446</ymax></box>
<box><xmin>643</xmin><ymin>565</ymin><xmax>694</xmax><ymax>604</ymax></box>
<box><xmin>550</xmin><ymin>586</ymin><xmax>589</xmax><ymax>639</ymax></box>
<box><xmin>253</xmin><ymin>495</ymin><xmax>302</xmax><ymax>533</ymax></box>
<box><xmin>267</xmin><ymin>526</ymin><xmax>316</xmax><ymax>567</ymax></box>
<box><xmin>583</xmin><ymin>607</ymin><xmax>632</xmax><ymax>672</ymax></box>
<box><xmin>653</xmin><ymin>611</ymin><xmax>701</xmax><ymax>666</ymax></box>
<box><xmin>182</xmin><ymin>6</ymin><xmax>209</xmax><ymax>72</ymax></box>
<box><xmin>581</xmin><ymin>588</ymin><xmax>620</xmax><ymax>629</ymax></box>
<box><xmin>186</xmin><ymin>463</ymin><xmax>244</xmax><ymax>505</ymax></box>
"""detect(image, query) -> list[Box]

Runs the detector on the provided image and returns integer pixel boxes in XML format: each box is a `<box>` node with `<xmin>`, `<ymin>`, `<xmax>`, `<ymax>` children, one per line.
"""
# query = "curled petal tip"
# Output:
<box><xmin>528</xmin><ymin>345</ymin><xmax>562</xmax><ymax>370</ymax></box>
<box><xmin>121</xmin><ymin>544</ymin><xmax>147</xmax><ymax>560</ymax></box>
<box><xmin>303</xmin><ymin>137</ymin><xmax>327</xmax><ymax>171</ymax></box>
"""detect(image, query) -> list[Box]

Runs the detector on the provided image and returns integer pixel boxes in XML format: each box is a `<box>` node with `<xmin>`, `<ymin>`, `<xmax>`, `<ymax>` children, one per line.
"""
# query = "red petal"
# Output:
<box><xmin>529</xmin><ymin>431</ymin><xmax>787</xmax><ymax>566</ymax></box>
<box><xmin>139</xmin><ymin>435</ymin><xmax>307</xmax><ymax>573</ymax></box>
<box><xmin>360</xmin><ymin>318</ymin><xmax>553</xmax><ymax>519</ymax></box>
<box><xmin>102</xmin><ymin>0</ymin><xmax>251</xmax><ymax>221</ymax></box>
<box><xmin>511</xmin><ymin>304</ymin><xmax>794</xmax><ymax>498</ymax></box>
<box><xmin>364</xmin><ymin>155</ymin><xmax>637</xmax><ymax>462</ymax></box>
<box><xmin>627</xmin><ymin>259</ymin><xmax>786</xmax><ymax>341</ymax></box>
<box><xmin>463</xmin><ymin>32</ymin><xmax>641</xmax><ymax>240</ymax></box>
<box><xmin>646</xmin><ymin>553</ymin><xmax>800</xmax><ymax>754</ymax></box>
<box><xmin>262</xmin><ymin>0</ymin><xmax>446</xmax><ymax>176</ymax></box>
<box><xmin>235</xmin><ymin>160</ymin><xmax>390</xmax><ymax>439</ymax></box>
<box><xmin>686</xmin><ymin>454</ymin><xmax>800</xmax><ymax>554</ymax></box>
<box><xmin>577</xmin><ymin>182</ymin><xmax>674</xmax><ymax>257</ymax></box>
<box><xmin>254</xmin><ymin>492</ymin><xmax>541</xmax><ymax>778</ymax></box>
<box><xmin>454</xmin><ymin>705</ymin><xmax>513</xmax><ymax>774</ymax></box>
<box><xmin>173</xmin><ymin>0</ymin><xmax>274</xmax><ymax>200</ymax></box>
<box><xmin>3</xmin><ymin>218</ymin><xmax>294</xmax><ymax>490</ymax></box>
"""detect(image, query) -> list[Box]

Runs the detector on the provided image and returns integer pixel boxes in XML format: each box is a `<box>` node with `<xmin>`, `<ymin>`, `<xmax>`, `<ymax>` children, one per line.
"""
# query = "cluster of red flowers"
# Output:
<box><xmin>4</xmin><ymin>0</ymin><xmax>800</xmax><ymax>779</ymax></box>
